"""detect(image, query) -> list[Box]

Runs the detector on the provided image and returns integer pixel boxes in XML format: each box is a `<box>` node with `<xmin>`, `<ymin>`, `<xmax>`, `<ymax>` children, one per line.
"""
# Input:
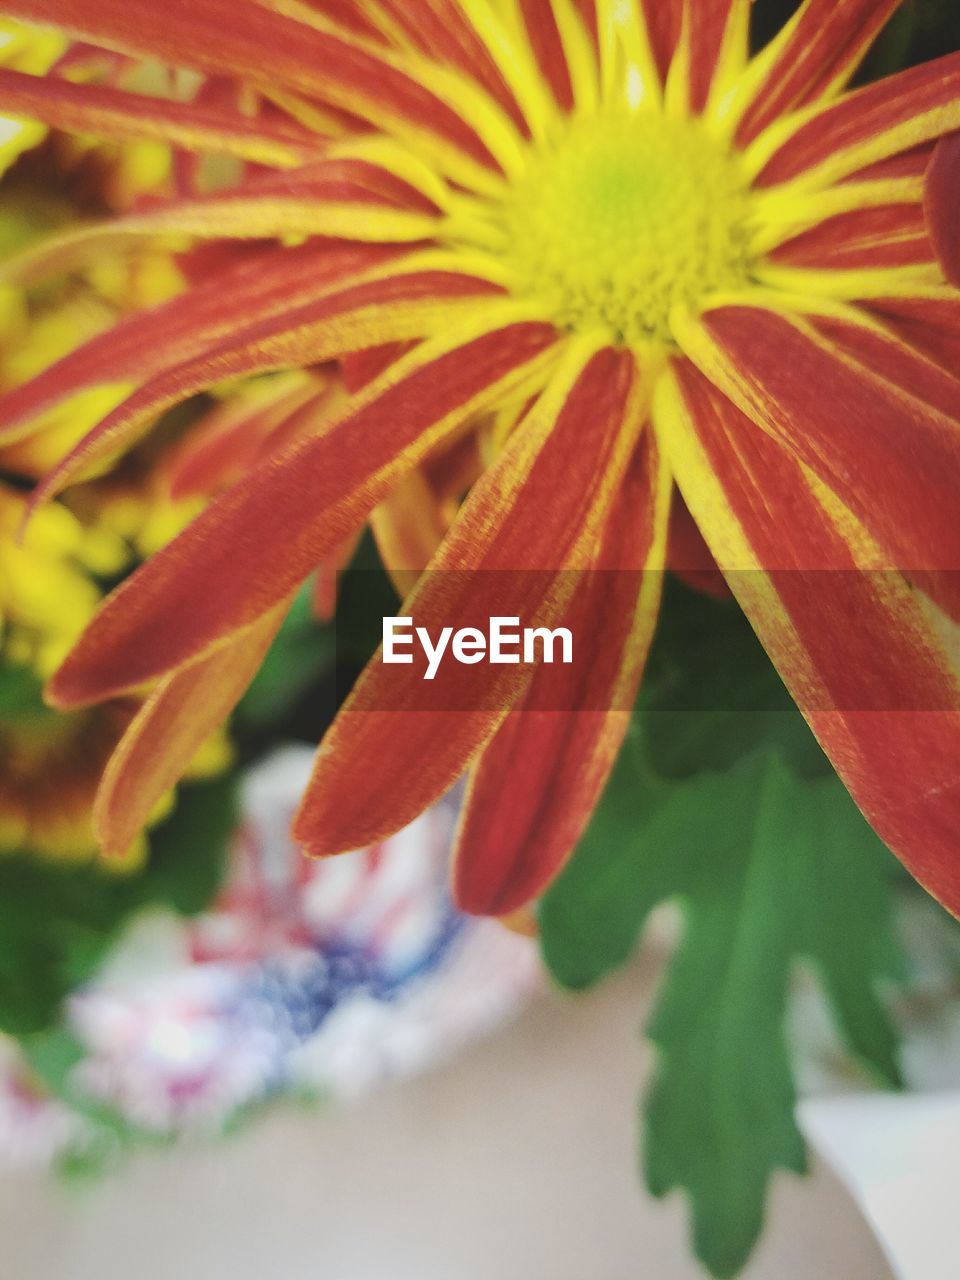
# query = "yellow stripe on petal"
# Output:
<box><xmin>327</xmin><ymin>135</ymin><xmax>460</xmax><ymax>211</ymax></box>
<box><xmin>0</xmin><ymin>196</ymin><xmax>441</xmax><ymax>273</ymax></box>
<box><xmin>703</xmin><ymin>1</ymin><xmax>752</xmax><ymax>119</ymax></box>
<box><xmin>48</xmin><ymin>313</ymin><xmax>563</xmax><ymax>709</ymax></box>
<box><xmin>742</xmin><ymin>55</ymin><xmax>960</xmax><ymax>190</ymax></box>
<box><xmin>595</xmin><ymin>0</ymin><xmax>663</xmax><ymax>110</ymax></box>
<box><xmin>654</xmin><ymin>357</ymin><xmax>960</xmax><ymax>918</ymax></box>
<box><xmin>28</xmin><ymin>288</ymin><xmax>540</xmax><ymax>509</ymax></box>
<box><xmin>749</xmin><ymin>176</ymin><xmax>924</xmax><ymax>255</ymax></box>
<box><xmin>549</xmin><ymin>0</ymin><xmax>600</xmax><ymax>115</ymax></box>
<box><xmin>456</xmin><ymin>0</ymin><xmax>559</xmax><ymax>144</ymax></box>
<box><xmin>95</xmin><ymin>603</ymin><xmax>286</xmax><ymax>858</ymax></box>
<box><xmin>0</xmin><ymin>67</ymin><xmax>321</xmax><ymax>168</ymax></box>
<box><xmin>752</xmin><ymin>261</ymin><xmax>945</xmax><ymax>302</ymax></box>
<box><xmin>258</xmin><ymin>0</ymin><xmax>529</xmax><ymax>189</ymax></box>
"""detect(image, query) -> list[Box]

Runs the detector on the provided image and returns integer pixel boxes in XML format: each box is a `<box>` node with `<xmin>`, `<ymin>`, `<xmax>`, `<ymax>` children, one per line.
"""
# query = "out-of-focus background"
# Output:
<box><xmin>0</xmin><ymin>748</ymin><xmax>897</xmax><ymax>1278</ymax></box>
<box><xmin>0</xmin><ymin>960</ymin><xmax>893</xmax><ymax>1280</ymax></box>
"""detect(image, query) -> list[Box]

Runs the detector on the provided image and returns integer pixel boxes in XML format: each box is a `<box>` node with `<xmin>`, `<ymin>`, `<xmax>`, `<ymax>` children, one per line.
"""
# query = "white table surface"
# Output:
<box><xmin>0</xmin><ymin>960</ymin><xmax>891</xmax><ymax>1280</ymax></box>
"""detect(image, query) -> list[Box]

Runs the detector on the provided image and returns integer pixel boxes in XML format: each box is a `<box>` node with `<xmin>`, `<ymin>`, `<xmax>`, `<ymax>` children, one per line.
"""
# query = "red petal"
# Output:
<box><xmin>687</xmin><ymin>0</ymin><xmax>747</xmax><ymax>112</ymax></box>
<box><xmin>658</xmin><ymin>360</ymin><xmax>960</xmax><ymax>917</ymax></box>
<box><xmin>866</xmin><ymin>294</ymin><xmax>960</xmax><ymax>373</ymax></box>
<box><xmin>311</xmin><ymin>531</ymin><xmax>362</xmax><ymax>623</ymax></box>
<box><xmin>3</xmin><ymin>157</ymin><xmax>440</xmax><ymax>290</ymax></box>
<box><xmin>771</xmin><ymin>202</ymin><xmax>934</xmax><ymax>271</ymax></box>
<box><xmin>340</xmin><ymin>342</ymin><xmax>415</xmax><ymax>393</ymax></box>
<box><xmin>755</xmin><ymin>51</ymin><xmax>960</xmax><ymax>187</ymax></box>
<box><xmin>168</xmin><ymin>376</ymin><xmax>336</xmax><ymax>501</ymax></box>
<box><xmin>667</xmin><ymin>494</ymin><xmax>731</xmax><ymax>600</ymax></box>
<box><xmin>737</xmin><ymin>0</ymin><xmax>901</xmax><ymax>145</ymax></box>
<box><xmin>26</xmin><ymin>267</ymin><xmax>508</xmax><ymax>505</ymax></box>
<box><xmin>0</xmin><ymin>66</ymin><xmax>319</xmax><ymax>166</ymax></box>
<box><xmin>4</xmin><ymin>0</ymin><xmax>502</xmax><ymax>175</ymax></box>
<box><xmin>681</xmin><ymin>305</ymin><xmax>960</xmax><ymax>621</ymax></box>
<box><xmin>638</xmin><ymin>0</ymin><xmax>683</xmax><ymax>83</ymax></box>
<box><xmin>95</xmin><ymin>605</ymin><xmax>286</xmax><ymax>856</ymax></box>
<box><xmin>0</xmin><ymin>239</ymin><xmax>395</xmax><ymax>425</ymax></box>
<box><xmin>48</xmin><ymin>319</ymin><xmax>560</xmax><ymax>707</ymax></box>
<box><xmin>453</xmin><ymin>428</ymin><xmax>671</xmax><ymax>916</ymax></box>
<box><xmin>370</xmin><ymin>466</ymin><xmax>450</xmax><ymax>600</ymax></box>
<box><xmin>925</xmin><ymin>132</ymin><xmax>960</xmax><ymax>287</ymax></box>
<box><xmin>367</xmin><ymin>0</ymin><xmax>529</xmax><ymax>136</ymax></box>
<box><xmin>293</xmin><ymin>342</ymin><xmax>646</xmax><ymax>857</ymax></box>
<box><xmin>519</xmin><ymin>0</ymin><xmax>576</xmax><ymax>109</ymax></box>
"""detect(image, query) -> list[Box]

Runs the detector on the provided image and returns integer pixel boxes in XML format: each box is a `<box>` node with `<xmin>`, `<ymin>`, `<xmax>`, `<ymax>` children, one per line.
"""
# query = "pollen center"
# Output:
<box><xmin>500</xmin><ymin>113</ymin><xmax>752</xmax><ymax>344</ymax></box>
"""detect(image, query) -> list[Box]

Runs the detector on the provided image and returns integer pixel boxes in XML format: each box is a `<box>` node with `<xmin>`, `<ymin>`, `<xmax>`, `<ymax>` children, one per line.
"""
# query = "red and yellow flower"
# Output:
<box><xmin>1</xmin><ymin>0</ymin><xmax>959</xmax><ymax>915</ymax></box>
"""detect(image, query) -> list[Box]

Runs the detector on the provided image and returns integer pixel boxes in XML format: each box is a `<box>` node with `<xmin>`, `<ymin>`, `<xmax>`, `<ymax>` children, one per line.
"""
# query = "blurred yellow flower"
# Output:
<box><xmin>0</xmin><ymin>475</ymin><xmax>226</xmax><ymax>868</ymax></box>
<box><xmin>0</xmin><ymin>19</ymin><xmax>65</xmax><ymax>178</ymax></box>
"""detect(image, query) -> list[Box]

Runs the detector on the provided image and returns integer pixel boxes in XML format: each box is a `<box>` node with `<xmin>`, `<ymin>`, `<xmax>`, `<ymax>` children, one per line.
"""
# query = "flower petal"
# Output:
<box><xmin>674</xmin><ymin>303</ymin><xmax>960</xmax><ymax>621</ymax></box>
<box><xmin>293</xmin><ymin>340</ymin><xmax>646</xmax><ymax>858</ymax></box>
<box><xmin>638</xmin><ymin>0</ymin><xmax>683</xmax><ymax>83</ymax></box>
<box><xmin>368</xmin><ymin>0</ymin><xmax>532</xmax><ymax>136</ymax></box>
<box><xmin>516</xmin><ymin>0</ymin><xmax>576</xmax><ymax>109</ymax></box>
<box><xmin>453</xmin><ymin>427</ymin><xmax>671</xmax><ymax>916</ymax></box>
<box><xmin>866</xmin><ymin>294</ymin><xmax>960</xmax><ymax>372</ymax></box>
<box><xmin>0</xmin><ymin>65</ymin><xmax>319</xmax><ymax>166</ymax></box>
<box><xmin>167</xmin><ymin>375</ymin><xmax>337</xmax><ymax>500</ymax></box>
<box><xmin>770</xmin><ymin>202</ymin><xmax>934</xmax><ymax>271</ymax></box>
<box><xmin>27</xmin><ymin>267</ymin><xmax>510</xmax><ymax>506</ymax></box>
<box><xmin>750</xmin><ymin>51</ymin><xmax>960</xmax><ymax>188</ymax></box>
<box><xmin>0</xmin><ymin>241</ymin><xmax>395</xmax><ymax>439</ymax></box>
<box><xmin>95</xmin><ymin>604</ymin><xmax>287</xmax><ymax>857</ymax></box>
<box><xmin>925</xmin><ymin>132</ymin><xmax>960</xmax><ymax>287</ymax></box>
<box><xmin>1</xmin><ymin>157</ymin><xmax>441</xmax><ymax>287</ymax></box>
<box><xmin>735</xmin><ymin>0</ymin><xmax>900</xmax><ymax>144</ymax></box>
<box><xmin>655</xmin><ymin>359</ymin><xmax>960</xmax><ymax>916</ymax></box>
<box><xmin>48</xmin><ymin>315</ymin><xmax>560</xmax><ymax>708</ymax></box>
<box><xmin>3</xmin><ymin>0</ymin><xmax>518</xmax><ymax>189</ymax></box>
<box><xmin>370</xmin><ymin>465</ymin><xmax>450</xmax><ymax>600</ymax></box>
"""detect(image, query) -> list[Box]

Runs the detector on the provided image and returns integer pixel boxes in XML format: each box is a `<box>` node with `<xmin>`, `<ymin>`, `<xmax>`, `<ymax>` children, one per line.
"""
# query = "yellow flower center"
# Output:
<box><xmin>500</xmin><ymin>112</ymin><xmax>753</xmax><ymax>345</ymax></box>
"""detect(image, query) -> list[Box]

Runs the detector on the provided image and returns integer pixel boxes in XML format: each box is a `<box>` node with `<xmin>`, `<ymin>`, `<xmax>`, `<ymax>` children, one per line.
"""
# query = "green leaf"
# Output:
<box><xmin>539</xmin><ymin>581</ymin><xmax>904</xmax><ymax>1278</ymax></box>
<box><xmin>542</xmin><ymin>741</ymin><xmax>902</xmax><ymax>1277</ymax></box>
<box><xmin>237</xmin><ymin>584</ymin><xmax>335</xmax><ymax>730</ymax></box>
<box><xmin>0</xmin><ymin>857</ymin><xmax>126</xmax><ymax>1036</ymax></box>
<box><xmin>142</xmin><ymin>771</ymin><xmax>239</xmax><ymax>916</ymax></box>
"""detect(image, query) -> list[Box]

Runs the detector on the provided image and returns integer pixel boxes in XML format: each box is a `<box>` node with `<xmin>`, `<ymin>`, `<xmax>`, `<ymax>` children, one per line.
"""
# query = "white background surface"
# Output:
<box><xmin>0</xmin><ymin>960</ymin><xmax>892</xmax><ymax>1280</ymax></box>
<box><xmin>803</xmin><ymin>1092</ymin><xmax>960</xmax><ymax>1280</ymax></box>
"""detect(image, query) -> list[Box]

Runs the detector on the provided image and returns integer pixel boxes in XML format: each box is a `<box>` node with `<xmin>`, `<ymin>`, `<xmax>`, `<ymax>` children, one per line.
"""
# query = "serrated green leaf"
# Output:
<box><xmin>542</xmin><ymin>742</ymin><xmax>902</xmax><ymax>1277</ymax></box>
<box><xmin>539</xmin><ymin>581</ymin><xmax>904</xmax><ymax>1278</ymax></box>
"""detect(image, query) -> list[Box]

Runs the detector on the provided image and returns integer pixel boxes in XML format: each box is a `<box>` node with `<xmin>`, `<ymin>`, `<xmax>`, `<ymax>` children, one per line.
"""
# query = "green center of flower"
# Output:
<box><xmin>501</xmin><ymin>113</ymin><xmax>753</xmax><ymax>344</ymax></box>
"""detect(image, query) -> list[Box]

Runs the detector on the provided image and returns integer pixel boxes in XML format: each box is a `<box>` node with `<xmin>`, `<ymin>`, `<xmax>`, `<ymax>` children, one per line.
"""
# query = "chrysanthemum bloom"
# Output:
<box><xmin>0</xmin><ymin>44</ymin><xmax>185</xmax><ymax>481</ymax></box>
<box><xmin>0</xmin><ymin>484</ymin><xmax>144</xmax><ymax>864</ymax></box>
<box><xmin>1</xmin><ymin>0</ymin><xmax>959</xmax><ymax>915</ymax></box>
<box><xmin>0</xmin><ymin>485</ymin><xmax>228</xmax><ymax>864</ymax></box>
